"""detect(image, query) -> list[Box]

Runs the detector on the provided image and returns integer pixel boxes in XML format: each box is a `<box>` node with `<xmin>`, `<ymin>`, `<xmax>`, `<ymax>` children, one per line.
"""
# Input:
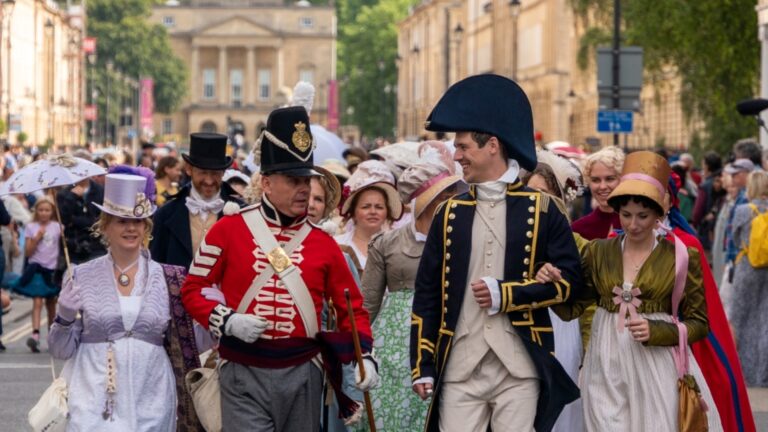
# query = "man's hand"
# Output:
<box><xmin>224</xmin><ymin>314</ymin><xmax>269</xmax><ymax>343</ymax></box>
<box><xmin>413</xmin><ymin>381</ymin><xmax>434</xmax><ymax>400</ymax></box>
<box><xmin>471</xmin><ymin>280</ymin><xmax>491</xmax><ymax>309</ymax></box>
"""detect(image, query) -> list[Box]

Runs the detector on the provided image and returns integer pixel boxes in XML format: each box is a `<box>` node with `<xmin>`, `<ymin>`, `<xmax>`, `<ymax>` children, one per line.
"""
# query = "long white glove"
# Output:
<box><xmin>224</xmin><ymin>313</ymin><xmax>269</xmax><ymax>343</ymax></box>
<box><xmin>354</xmin><ymin>358</ymin><xmax>380</xmax><ymax>392</ymax></box>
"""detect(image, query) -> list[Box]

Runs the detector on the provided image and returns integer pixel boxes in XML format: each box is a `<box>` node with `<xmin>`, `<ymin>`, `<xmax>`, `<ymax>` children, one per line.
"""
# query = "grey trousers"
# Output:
<box><xmin>220</xmin><ymin>361</ymin><xmax>323</xmax><ymax>432</ymax></box>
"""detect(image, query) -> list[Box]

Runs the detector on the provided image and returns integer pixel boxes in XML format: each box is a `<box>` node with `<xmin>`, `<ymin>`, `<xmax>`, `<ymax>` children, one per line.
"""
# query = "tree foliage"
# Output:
<box><xmin>571</xmin><ymin>0</ymin><xmax>760</xmax><ymax>155</ymax></box>
<box><xmin>337</xmin><ymin>0</ymin><xmax>416</xmax><ymax>139</ymax></box>
<box><xmin>87</xmin><ymin>0</ymin><xmax>187</xmax><ymax>121</ymax></box>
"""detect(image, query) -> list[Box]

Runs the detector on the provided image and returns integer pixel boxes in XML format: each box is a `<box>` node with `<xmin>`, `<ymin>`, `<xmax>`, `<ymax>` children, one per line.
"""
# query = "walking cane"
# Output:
<box><xmin>344</xmin><ymin>289</ymin><xmax>376</xmax><ymax>432</ymax></box>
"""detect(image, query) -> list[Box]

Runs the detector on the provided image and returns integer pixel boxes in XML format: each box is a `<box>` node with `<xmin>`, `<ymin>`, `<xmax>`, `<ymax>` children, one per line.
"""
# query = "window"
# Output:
<box><xmin>299</xmin><ymin>17</ymin><xmax>314</xmax><ymax>28</ymax></box>
<box><xmin>203</xmin><ymin>69</ymin><xmax>216</xmax><ymax>100</ymax></box>
<box><xmin>162</xmin><ymin>16</ymin><xmax>175</xmax><ymax>27</ymax></box>
<box><xmin>162</xmin><ymin>118</ymin><xmax>173</xmax><ymax>135</ymax></box>
<box><xmin>258</xmin><ymin>69</ymin><xmax>271</xmax><ymax>101</ymax></box>
<box><xmin>299</xmin><ymin>68</ymin><xmax>314</xmax><ymax>84</ymax></box>
<box><xmin>230</xmin><ymin>69</ymin><xmax>243</xmax><ymax>107</ymax></box>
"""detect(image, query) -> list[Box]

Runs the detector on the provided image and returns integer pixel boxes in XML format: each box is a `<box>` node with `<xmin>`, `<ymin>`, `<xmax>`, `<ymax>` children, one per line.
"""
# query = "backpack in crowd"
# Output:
<box><xmin>741</xmin><ymin>204</ymin><xmax>768</xmax><ymax>268</ymax></box>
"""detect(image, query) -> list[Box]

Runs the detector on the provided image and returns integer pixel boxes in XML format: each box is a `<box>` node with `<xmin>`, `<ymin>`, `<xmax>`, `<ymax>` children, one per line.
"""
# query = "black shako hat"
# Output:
<box><xmin>183</xmin><ymin>133</ymin><xmax>233</xmax><ymax>171</ymax></box>
<box><xmin>258</xmin><ymin>106</ymin><xmax>317</xmax><ymax>176</ymax></box>
<box><xmin>425</xmin><ymin>74</ymin><xmax>537</xmax><ymax>171</ymax></box>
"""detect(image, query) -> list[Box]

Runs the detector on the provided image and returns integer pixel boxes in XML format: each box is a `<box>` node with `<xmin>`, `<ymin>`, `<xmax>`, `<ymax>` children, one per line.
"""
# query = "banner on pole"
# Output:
<box><xmin>84</xmin><ymin>105</ymin><xmax>97</xmax><ymax>121</ymax></box>
<box><xmin>327</xmin><ymin>79</ymin><xmax>339</xmax><ymax>131</ymax></box>
<box><xmin>83</xmin><ymin>37</ymin><xmax>96</xmax><ymax>54</ymax></box>
<box><xmin>139</xmin><ymin>78</ymin><xmax>154</xmax><ymax>137</ymax></box>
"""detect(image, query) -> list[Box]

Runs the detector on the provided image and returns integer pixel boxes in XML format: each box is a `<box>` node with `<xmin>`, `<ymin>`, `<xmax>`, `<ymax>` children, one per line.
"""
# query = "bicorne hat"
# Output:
<box><xmin>256</xmin><ymin>106</ymin><xmax>317</xmax><ymax>177</ymax></box>
<box><xmin>182</xmin><ymin>133</ymin><xmax>233</xmax><ymax>171</ymax></box>
<box><xmin>93</xmin><ymin>173</ymin><xmax>156</xmax><ymax>219</ymax></box>
<box><xmin>424</xmin><ymin>74</ymin><xmax>537</xmax><ymax>171</ymax></box>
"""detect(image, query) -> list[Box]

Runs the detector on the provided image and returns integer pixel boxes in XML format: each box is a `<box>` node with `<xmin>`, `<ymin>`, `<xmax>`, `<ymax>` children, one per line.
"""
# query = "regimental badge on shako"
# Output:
<box><xmin>292</xmin><ymin>121</ymin><xmax>312</xmax><ymax>152</ymax></box>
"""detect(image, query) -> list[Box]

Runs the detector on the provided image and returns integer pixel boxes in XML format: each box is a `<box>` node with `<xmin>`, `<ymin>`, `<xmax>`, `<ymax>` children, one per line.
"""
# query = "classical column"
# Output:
<box><xmin>277</xmin><ymin>47</ymin><xmax>284</xmax><ymax>90</ymax></box>
<box><xmin>191</xmin><ymin>45</ymin><xmax>199</xmax><ymax>103</ymax></box>
<box><xmin>246</xmin><ymin>46</ymin><xmax>256</xmax><ymax>105</ymax></box>
<box><xmin>218</xmin><ymin>46</ymin><xmax>228</xmax><ymax>105</ymax></box>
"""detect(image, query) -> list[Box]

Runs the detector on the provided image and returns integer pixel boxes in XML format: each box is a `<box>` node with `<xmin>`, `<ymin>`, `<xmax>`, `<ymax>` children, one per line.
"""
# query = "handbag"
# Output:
<box><xmin>668</xmin><ymin>232</ymin><xmax>708</xmax><ymax>432</ymax></box>
<box><xmin>28</xmin><ymin>358</ymin><xmax>68</xmax><ymax>432</ymax></box>
<box><xmin>184</xmin><ymin>209</ymin><xmax>313</xmax><ymax>432</ymax></box>
<box><xmin>185</xmin><ymin>351</ymin><xmax>221</xmax><ymax>432</ymax></box>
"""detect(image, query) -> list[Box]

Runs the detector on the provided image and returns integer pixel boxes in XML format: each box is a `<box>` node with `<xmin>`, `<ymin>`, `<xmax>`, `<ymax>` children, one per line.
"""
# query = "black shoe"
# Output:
<box><xmin>26</xmin><ymin>337</ymin><xmax>40</xmax><ymax>353</ymax></box>
<box><xmin>0</xmin><ymin>341</ymin><xmax>5</xmax><ymax>352</ymax></box>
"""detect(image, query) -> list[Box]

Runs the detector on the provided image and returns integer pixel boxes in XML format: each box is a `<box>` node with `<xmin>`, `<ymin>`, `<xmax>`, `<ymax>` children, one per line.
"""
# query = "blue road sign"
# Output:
<box><xmin>597</xmin><ymin>110</ymin><xmax>634</xmax><ymax>133</ymax></box>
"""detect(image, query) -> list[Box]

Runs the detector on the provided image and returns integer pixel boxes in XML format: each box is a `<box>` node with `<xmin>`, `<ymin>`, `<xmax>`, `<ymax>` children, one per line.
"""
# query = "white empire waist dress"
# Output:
<box><xmin>64</xmin><ymin>293</ymin><xmax>176</xmax><ymax>432</ymax></box>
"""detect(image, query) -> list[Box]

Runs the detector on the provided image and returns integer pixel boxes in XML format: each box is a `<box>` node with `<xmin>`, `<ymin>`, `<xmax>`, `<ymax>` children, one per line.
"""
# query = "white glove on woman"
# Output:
<box><xmin>354</xmin><ymin>357</ymin><xmax>380</xmax><ymax>392</ymax></box>
<box><xmin>224</xmin><ymin>313</ymin><xmax>269</xmax><ymax>343</ymax></box>
<box><xmin>56</xmin><ymin>273</ymin><xmax>82</xmax><ymax>322</ymax></box>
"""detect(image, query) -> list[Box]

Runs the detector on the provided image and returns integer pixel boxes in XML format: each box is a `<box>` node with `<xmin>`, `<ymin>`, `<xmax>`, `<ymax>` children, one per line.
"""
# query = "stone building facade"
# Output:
<box><xmin>149</xmin><ymin>0</ymin><xmax>335</xmax><ymax>143</ymax></box>
<box><xmin>1</xmin><ymin>0</ymin><xmax>84</xmax><ymax>147</ymax></box>
<box><xmin>397</xmin><ymin>0</ymin><xmax>700</xmax><ymax>151</ymax></box>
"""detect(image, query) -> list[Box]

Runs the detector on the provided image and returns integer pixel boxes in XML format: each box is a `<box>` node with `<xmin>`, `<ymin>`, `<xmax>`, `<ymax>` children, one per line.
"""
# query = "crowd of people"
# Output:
<box><xmin>0</xmin><ymin>75</ymin><xmax>764</xmax><ymax>432</ymax></box>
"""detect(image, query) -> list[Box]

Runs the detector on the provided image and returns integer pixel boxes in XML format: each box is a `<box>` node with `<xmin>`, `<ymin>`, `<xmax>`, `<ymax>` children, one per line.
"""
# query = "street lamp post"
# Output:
<box><xmin>509</xmin><ymin>0</ymin><xmax>521</xmax><ymax>81</ymax></box>
<box><xmin>105</xmin><ymin>60</ymin><xmax>113</xmax><ymax>145</ymax></box>
<box><xmin>87</xmin><ymin>53</ymin><xmax>96</xmax><ymax>143</ymax></box>
<box><xmin>2</xmin><ymin>0</ymin><xmax>16</xmax><ymax>139</ymax></box>
<box><xmin>44</xmin><ymin>19</ymin><xmax>54</xmax><ymax>146</ymax></box>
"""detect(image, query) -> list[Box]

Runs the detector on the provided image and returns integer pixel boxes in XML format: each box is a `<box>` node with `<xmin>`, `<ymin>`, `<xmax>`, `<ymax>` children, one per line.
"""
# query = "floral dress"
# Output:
<box><xmin>356</xmin><ymin>224</ymin><xmax>430</xmax><ymax>431</ymax></box>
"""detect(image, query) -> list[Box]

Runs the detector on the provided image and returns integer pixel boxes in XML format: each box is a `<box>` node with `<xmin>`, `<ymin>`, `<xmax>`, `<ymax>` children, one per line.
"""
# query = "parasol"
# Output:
<box><xmin>311</xmin><ymin>124</ymin><xmax>347</xmax><ymax>166</ymax></box>
<box><xmin>0</xmin><ymin>154</ymin><xmax>107</xmax><ymax>268</ymax></box>
<box><xmin>0</xmin><ymin>154</ymin><xmax>107</xmax><ymax>196</ymax></box>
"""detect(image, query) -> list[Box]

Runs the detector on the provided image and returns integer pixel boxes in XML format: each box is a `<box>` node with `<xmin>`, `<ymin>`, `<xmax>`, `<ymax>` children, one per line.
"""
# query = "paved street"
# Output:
<box><xmin>1</xmin><ymin>296</ymin><xmax>767</xmax><ymax>430</ymax></box>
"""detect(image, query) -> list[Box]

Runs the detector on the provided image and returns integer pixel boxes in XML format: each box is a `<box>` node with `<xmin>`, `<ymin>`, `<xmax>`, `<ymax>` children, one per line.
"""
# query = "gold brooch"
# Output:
<box><xmin>267</xmin><ymin>247</ymin><xmax>292</xmax><ymax>273</ymax></box>
<box><xmin>292</xmin><ymin>121</ymin><xmax>312</xmax><ymax>152</ymax></box>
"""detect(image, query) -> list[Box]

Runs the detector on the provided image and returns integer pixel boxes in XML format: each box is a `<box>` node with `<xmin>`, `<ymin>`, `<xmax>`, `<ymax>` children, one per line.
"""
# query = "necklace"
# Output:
<box><xmin>113</xmin><ymin>258</ymin><xmax>140</xmax><ymax>287</ymax></box>
<box><xmin>624</xmin><ymin>243</ymin><xmax>653</xmax><ymax>272</ymax></box>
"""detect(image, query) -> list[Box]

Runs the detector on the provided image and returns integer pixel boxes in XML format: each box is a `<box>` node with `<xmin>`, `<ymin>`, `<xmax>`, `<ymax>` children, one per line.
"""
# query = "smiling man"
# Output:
<box><xmin>150</xmin><ymin>133</ymin><xmax>244</xmax><ymax>268</ymax></box>
<box><xmin>181</xmin><ymin>106</ymin><xmax>378</xmax><ymax>431</ymax></box>
<box><xmin>410</xmin><ymin>74</ymin><xmax>582</xmax><ymax>432</ymax></box>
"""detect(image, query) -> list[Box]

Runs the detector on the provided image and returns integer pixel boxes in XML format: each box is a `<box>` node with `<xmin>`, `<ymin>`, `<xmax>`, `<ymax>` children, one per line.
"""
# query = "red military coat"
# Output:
<box><xmin>181</xmin><ymin>203</ymin><xmax>372</xmax><ymax>347</ymax></box>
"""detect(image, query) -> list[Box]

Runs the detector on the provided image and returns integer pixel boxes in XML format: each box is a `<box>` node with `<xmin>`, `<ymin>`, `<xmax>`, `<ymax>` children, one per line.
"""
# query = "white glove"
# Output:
<box><xmin>354</xmin><ymin>358</ymin><xmax>380</xmax><ymax>392</ymax></box>
<box><xmin>224</xmin><ymin>314</ymin><xmax>269</xmax><ymax>343</ymax></box>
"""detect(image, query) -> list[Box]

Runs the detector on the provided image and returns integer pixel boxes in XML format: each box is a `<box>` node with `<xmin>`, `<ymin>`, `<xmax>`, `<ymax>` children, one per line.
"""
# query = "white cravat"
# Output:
<box><xmin>185</xmin><ymin>187</ymin><xmax>224</xmax><ymax>221</ymax></box>
<box><xmin>474</xmin><ymin>159</ymin><xmax>520</xmax><ymax>202</ymax></box>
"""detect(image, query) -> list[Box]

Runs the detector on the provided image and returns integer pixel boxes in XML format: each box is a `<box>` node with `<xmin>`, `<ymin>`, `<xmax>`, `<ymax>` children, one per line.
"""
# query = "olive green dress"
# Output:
<box><xmin>554</xmin><ymin>235</ymin><xmax>722</xmax><ymax>431</ymax></box>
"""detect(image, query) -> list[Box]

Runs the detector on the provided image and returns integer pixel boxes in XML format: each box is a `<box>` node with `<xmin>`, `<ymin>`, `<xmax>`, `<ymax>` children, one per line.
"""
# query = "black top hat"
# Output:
<box><xmin>183</xmin><ymin>133</ymin><xmax>233</xmax><ymax>171</ymax></box>
<box><xmin>425</xmin><ymin>74</ymin><xmax>537</xmax><ymax>171</ymax></box>
<box><xmin>259</xmin><ymin>106</ymin><xmax>317</xmax><ymax>176</ymax></box>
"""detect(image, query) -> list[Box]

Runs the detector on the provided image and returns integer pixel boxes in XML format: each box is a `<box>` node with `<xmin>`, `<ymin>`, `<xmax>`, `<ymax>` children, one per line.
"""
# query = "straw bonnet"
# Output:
<box><xmin>340</xmin><ymin>160</ymin><xmax>403</xmax><ymax>220</ymax></box>
<box><xmin>93</xmin><ymin>174</ymin><xmax>155</xmax><ymax>219</ymax></box>
<box><xmin>321</xmin><ymin>159</ymin><xmax>352</xmax><ymax>183</ymax></box>
<box><xmin>398</xmin><ymin>142</ymin><xmax>463</xmax><ymax>218</ymax></box>
<box><xmin>313</xmin><ymin>165</ymin><xmax>342</xmax><ymax>213</ymax></box>
<box><xmin>608</xmin><ymin>151</ymin><xmax>671</xmax><ymax>213</ymax></box>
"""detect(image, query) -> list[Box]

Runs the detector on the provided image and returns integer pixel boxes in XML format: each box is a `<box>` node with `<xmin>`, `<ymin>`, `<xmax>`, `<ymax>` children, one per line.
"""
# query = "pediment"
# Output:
<box><xmin>198</xmin><ymin>16</ymin><xmax>277</xmax><ymax>37</ymax></box>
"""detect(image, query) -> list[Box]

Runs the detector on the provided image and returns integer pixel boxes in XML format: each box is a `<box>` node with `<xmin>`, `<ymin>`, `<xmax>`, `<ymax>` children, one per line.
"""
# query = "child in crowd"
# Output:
<box><xmin>12</xmin><ymin>196</ymin><xmax>61</xmax><ymax>353</ymax></box>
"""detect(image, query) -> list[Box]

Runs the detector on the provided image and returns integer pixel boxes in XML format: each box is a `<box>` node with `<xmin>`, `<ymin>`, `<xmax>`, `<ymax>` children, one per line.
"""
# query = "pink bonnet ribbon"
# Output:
<box><xmin>621</xmin><ymin>173</ymin><xmax>665</xmax><ymax>198</ymax></box>
<box><xmin>409</xmin><ymin>171</ymin><xmax>451</xmax><ymax>202</ymax></box>
<box><xmin>613</xmin><ymin>283</ymin><xmax>642</xmax><ymax>332</ymax></box>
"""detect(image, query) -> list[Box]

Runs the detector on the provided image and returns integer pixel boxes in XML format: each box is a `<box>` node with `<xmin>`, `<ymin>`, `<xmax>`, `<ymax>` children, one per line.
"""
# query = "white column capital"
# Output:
<box><xmin>218</xmin><ymin>46</ymin><xmax>228</xmax><ymax>105</ymax></box>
